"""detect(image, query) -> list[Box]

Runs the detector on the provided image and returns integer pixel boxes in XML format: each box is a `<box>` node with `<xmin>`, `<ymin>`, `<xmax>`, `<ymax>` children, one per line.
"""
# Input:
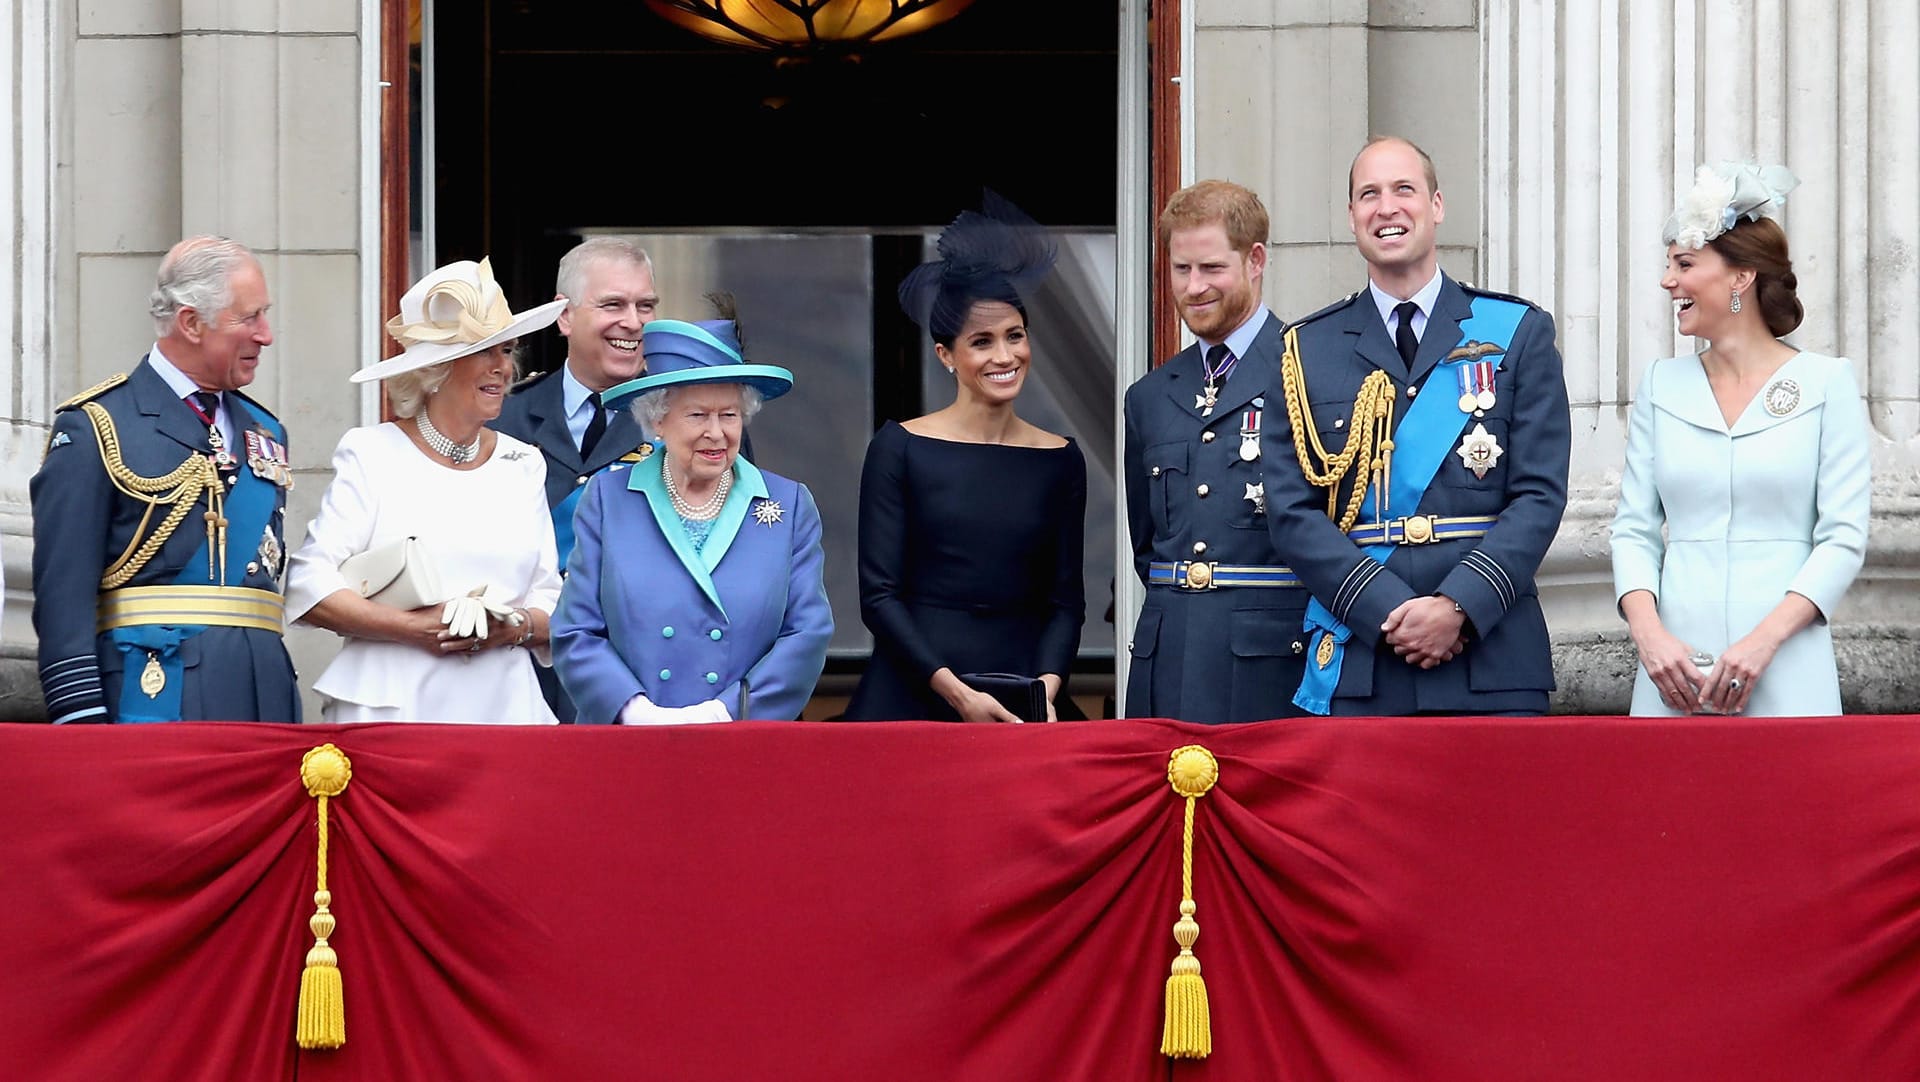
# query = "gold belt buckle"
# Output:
<box><xmin>1399</xmin><ymin>515</ymin><xmax>1437</xmax><ymax>544</ymax></box>
<box><xmin>1184</xmin><ymin>561</ymin><xmax>1215</xmax><ymax>589</ymax></box>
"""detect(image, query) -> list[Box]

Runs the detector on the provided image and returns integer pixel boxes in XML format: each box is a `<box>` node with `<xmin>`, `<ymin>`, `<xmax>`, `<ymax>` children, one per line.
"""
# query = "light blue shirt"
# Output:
<box><xmin>560</xmin><ymin>363</ymin><xmax>603</xmax><ymax>453</ymax></box>
<box><xmin>1368</xmin><ymin>268</ymin><xmax>1445</xmax><ymax>347</ymax></box>
<box><xmin>147</xmin><ymin>342</ymin><xmax>237</xmax><ymax>451</ymax></box>
<box><xmin>1197</xmin><ymin>306</ymin><xmax>1273</xmax><ymax>367</ymax></box>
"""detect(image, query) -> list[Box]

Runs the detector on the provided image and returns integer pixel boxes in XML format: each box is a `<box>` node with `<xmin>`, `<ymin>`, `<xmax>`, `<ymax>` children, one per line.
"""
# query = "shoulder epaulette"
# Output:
<box><xmin>510</xmin><ymin>367</ymin><xmax>557</xmax><ymax>393</ymax></box>
<box><xmin>56</xmin><ymin>373</ymin><xmax>127</xmax><ymax>411</ymax></box>
<box><xmin>1457</xmin><ymin>282</ymin><xmax>1540</xmax><ymax>309</ymax></box>
<box><xmin>1288</xmin><ymin>290</ymin><xmax>1364</xmax><ymax>330</ymax></box>
<box><xmin>228</xmin><ymin>387</ymin><xmax>282</xmax><ymax>422</ymax></box>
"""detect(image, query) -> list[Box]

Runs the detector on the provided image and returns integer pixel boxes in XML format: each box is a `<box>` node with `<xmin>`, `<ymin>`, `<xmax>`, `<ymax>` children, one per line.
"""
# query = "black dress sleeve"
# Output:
<box><xmin>1035</xmin><ymin>440</ymin><xmax>1088</xmax><ymax>680</ymax></box>
<box><xmin>856</xmin><ymin>423</ymin><xmax>946</xmax><ymax>683</ymax></box>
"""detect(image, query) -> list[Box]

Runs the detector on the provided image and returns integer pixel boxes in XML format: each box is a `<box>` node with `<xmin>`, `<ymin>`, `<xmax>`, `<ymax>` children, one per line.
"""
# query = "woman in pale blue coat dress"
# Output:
<box><xmin>553</xmin><ymin>315</ymin><xmax>832</xmax><ymax>724</ymax></box>
<box><xmin>1612</xmin><ymin>163</ymin><xmax>1870</xmax><ymax>716</ymax></box>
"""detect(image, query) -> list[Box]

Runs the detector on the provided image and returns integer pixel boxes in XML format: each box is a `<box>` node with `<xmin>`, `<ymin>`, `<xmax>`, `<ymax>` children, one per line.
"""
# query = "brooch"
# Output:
<box><xmin>1762</xmin><ymin>378</ymin><xmax>1800</xmax><ymax>417</ymax></box>
<box><xmin>500</xmin><ymin>449</ymin><xmax>530</xmax><ymax>461</ymax></box>
<box><xmin>751</xmin><ymin>498</ymin><xmax>785</xmax><ymax>527</ymax></box>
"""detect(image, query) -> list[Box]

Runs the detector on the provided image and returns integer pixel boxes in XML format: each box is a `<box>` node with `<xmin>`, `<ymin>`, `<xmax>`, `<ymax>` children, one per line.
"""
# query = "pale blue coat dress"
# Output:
<box><xmin>553</xmin><ymin>452</ymin><xmax>833</xmax><ymax>724</ymax></box>
<box><xmin>1611</xmin><ymin>350</ymin><xmax>1871</xmax><ymax>716</ymax></box>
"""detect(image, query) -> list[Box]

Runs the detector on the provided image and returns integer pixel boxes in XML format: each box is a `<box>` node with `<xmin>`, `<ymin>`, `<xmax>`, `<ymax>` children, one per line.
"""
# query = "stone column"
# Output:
<box><xmin>2</xmin><ymin>0</ymin><xmax>369</xmax><ymax>719</ymax></box>
<box><xmin>1484</xmin><ymin>0</ymin><xmax>1920</xmax><ymax>710</ymax></box>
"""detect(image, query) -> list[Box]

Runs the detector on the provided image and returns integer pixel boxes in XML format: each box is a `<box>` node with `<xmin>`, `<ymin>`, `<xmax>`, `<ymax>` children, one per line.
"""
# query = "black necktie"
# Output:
<box><xmin>1393</xmin><ymin>301</ymin><xmax>1420</xmax><ymax>369</ymax></box>
<box><xmin>579</xmin><ymin>391</ymin><xmax>606</xmax><ymax>459</ymax></box>
<box><xmin>189</xmin><ymin>390</ymin><xmax>221</xmax><ymax>419</ymax></box>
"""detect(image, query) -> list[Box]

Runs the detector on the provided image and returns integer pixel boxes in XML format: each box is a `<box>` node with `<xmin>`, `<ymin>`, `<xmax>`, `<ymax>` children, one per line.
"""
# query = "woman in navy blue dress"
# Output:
<box><xmin>844</xmin><ymin>196</ymin><xmax>1086</xmax><ymax>723</ymax></box>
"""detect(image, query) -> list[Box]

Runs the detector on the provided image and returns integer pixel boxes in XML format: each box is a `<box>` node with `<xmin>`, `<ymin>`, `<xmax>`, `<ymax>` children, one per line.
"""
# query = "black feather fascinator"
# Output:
<box><xmin>897</xmin><ymin>191</ymin><xmax>1057</xmax><ymax>341</ymax></box>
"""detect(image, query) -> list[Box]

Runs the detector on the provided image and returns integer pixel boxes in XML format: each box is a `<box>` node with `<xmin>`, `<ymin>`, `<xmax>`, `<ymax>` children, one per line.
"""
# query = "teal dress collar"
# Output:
<box><xmin>628</xmin><ymin>452</ymin><xmax>772</xmax><ymax>615</ymax></box>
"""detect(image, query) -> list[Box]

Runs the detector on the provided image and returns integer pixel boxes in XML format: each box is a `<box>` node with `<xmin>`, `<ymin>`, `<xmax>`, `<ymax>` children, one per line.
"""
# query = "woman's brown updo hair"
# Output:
<box><xmin>1707</xmin><ymin>216</ymin><xmax>1803</xmax><ymax>337</ymax></box>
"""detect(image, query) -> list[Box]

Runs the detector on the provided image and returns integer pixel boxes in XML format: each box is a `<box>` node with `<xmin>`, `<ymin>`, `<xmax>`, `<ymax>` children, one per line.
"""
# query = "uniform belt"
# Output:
<box><xmin>1148</xmin><ymin>561</ymin><xmax>1302</xmax><ymax>590</ymax></box>
<box><xmin>98</xmin><ymin>585</ymin><xmax>286</xmax><ymax>633</ymax></box>
<box><xmin>1344</xmin><ymin>514</ymin><xmax>1498</xmax><ymax>546</ymax></box>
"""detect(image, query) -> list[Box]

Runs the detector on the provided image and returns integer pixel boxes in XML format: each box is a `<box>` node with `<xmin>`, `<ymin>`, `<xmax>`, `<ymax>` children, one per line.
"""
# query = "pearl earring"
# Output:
<box><xmin>945</xmin><ymin>366</ymin><xmax>955</xmax><ymax>375</ymax></box>
<box><xmin>1729</xmin><ymin>289</ymin><xmax>1743</xmax><ymax>314</ymax></box>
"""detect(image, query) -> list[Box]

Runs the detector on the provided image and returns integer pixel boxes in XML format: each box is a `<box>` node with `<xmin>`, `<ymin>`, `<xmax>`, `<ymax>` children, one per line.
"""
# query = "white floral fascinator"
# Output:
<box><xmin>1663</xmin><ymin>162</ymin><xmax>1800</xmax><ymax>250</ymax></box>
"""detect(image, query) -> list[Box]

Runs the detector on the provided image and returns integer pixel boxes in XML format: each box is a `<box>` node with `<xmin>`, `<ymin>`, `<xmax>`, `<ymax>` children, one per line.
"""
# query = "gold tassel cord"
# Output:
<box><xmin>1161</xmin><ymin>744</ymin><xmax>1220</xmax><ymax>1059</ymax></box>
<box><xmin>1278</xmin><ymin>326</ymin><xmax>1398</xmax><ymax>529</ymax></box>
<box><xmin>81</xmin><ymin>401</ymin><xmax>224</xmax><ymax>589</ymax></box>
<box><xmin>297</xmin><ymin>744</ymin><xmax>352</xmax><ymax>1050</ymax></box>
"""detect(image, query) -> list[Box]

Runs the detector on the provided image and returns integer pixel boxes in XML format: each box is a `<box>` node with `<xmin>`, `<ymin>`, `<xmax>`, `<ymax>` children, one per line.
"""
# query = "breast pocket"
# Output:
<box><xmin>1144</xmin><ymin>441</ymin><xmax>1189</xmax><ymax>539</ymax></box>
<box><xmin>1435</xmin><ymin>373</ymin><xmax>1514</xmax><ymax>498</ymax></box>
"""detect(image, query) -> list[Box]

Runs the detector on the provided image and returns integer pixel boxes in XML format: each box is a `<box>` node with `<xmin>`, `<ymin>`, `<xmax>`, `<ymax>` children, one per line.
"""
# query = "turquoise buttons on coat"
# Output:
<box><xmin>709</xmin><ymin>629</ymin><xmax>723</xmax><ymax>641</ymax></box>
<box><xmin>662</xmin><ymin>626</ymin><xmax>675</xmax><ymax>638</ymax></box>
<box><xmin>659</xmin><ymin>669</ymin><xmax>671</xmax><ymax>680</ymax></box>
<box><xmin>706</xmin><ymin>672</ymin><xmax>719</xmax><ymax>684</ymax></box>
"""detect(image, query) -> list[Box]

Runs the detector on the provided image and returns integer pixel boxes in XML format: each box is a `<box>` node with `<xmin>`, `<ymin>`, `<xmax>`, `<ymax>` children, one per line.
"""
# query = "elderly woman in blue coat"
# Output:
<box><xmin>553</xmin><ymin>315</ymin><xmax>832</xmax><ymax>723</ymax></box>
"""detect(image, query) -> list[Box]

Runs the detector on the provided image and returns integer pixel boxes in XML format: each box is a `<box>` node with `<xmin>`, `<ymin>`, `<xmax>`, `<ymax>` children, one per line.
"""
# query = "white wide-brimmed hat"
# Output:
<box><xmin>351</xmin><ymin>257</ymin><xmax>566</xmax><ymax>383</ymax></box>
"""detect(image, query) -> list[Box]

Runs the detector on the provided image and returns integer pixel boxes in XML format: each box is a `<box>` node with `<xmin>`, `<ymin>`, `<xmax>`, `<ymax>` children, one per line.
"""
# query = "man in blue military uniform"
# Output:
<box><xmin>490</xmin><ymin>237</ymin><xmax>660</xmax><ymax>722</ymax></box>
<box><xmin>1263</xmin><ymin>136</ymin><xmax>1571</xmax><ymax>715</ymax></box>
<box><xmin>31</xmin><ymin>236</ymin><xmax>300</xmax><ymax>723</ymax></box>
<box><xmin>1122</xmin><ymin>179</ymin><xmax>1311</xmax><ymax>724</ymax></box>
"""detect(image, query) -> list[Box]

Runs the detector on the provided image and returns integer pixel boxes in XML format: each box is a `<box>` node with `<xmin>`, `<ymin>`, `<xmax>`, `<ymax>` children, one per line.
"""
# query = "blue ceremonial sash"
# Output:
<box><xmin>113</xmin><ymin>406</ymin><xmax>285</xmax><ymax>722</ymax></box>
<box><xmin>1294</xmin><ymin>296</ymin><xmax>1528</xmax><ymax>714</ymax></box>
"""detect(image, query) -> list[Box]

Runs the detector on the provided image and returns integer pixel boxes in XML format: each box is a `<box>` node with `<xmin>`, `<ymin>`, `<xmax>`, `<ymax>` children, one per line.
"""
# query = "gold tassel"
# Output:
<box><xmin>297</xmin><ymin>744</ymin><xmax>353</xmax><ymax>1050</ymax></box>
<box><xmin>1161</xmin><ymin>744</ymin><xmax>1219</xmax><ymax>1059</ymax></box>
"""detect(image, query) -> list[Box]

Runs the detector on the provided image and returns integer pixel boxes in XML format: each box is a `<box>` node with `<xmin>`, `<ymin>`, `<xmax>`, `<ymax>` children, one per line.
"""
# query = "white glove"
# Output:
<box><xmin>618</xmin><ymin>693</ymin><xmax>670</xmax><ymax>726</ymax></box>
<box><xmin>441</xmin><ymin>585</ymin><xmax>520</xmax><ymax>640</ymax></box>
<box><xmin>617</xmin><ymin>695</ymin><xmax>732</xmax><ymax>726</ymax></box>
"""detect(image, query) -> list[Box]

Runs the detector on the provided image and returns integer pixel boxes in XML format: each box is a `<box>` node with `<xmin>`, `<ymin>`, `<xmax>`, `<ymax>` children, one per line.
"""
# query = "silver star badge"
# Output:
<box><xmin>1243</xmin><ymin>482</ymin><xmax>1266</xmax><ymax>515</ymax></box>
<box><xmin>751</xmin><ymin>498</ymin><xmax>785</xmax><ymax>527</ymax></box>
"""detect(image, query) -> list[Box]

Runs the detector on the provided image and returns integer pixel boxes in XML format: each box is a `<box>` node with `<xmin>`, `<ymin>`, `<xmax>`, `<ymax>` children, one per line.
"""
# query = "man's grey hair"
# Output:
<box><xmin>149</xmin><ymin>236</ymin><xmax>257</xmax><ymax>338</ymax></box>
<box><xmin>556</xmin><ymin>237</ymin><xmax>653</xmax><ymax>308</ymax></box>
<box><xmin>633</xmin><ymin>383</ymin><xmax>765</xmax><ymax>433</ymax></box>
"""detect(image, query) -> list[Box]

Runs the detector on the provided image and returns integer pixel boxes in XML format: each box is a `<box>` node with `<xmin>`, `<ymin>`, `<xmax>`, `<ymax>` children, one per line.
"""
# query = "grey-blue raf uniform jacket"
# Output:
<box><xmin>1123</xmin><ymin>310</ymin><xmax>1311</xmax><ymax>724</ymax></box>
<box><xmin>30</xmin><ymin>359</ymin><xmax>300</xmax><ymax>724</ymax></box>
<box><xmin>1261</xmin><ymin>275</ymin><xmax>1571</xmax><ymax>715</ymax></box>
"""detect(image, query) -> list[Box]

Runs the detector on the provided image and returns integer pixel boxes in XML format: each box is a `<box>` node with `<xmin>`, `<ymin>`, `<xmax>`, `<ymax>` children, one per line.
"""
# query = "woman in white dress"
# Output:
<box><xmin>1612</xmin><ymin>164</ymin><xmax>1871</xmax><ymax>716</ymax></box>
<box><xmin>285</xmin><ymin>259</ymin><xmax>566</xmax><ymax>723</ymax></box>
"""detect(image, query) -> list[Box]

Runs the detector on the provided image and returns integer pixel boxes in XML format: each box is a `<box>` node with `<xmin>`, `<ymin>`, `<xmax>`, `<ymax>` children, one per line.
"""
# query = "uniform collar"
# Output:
<box><xmin>561</xmin><ymin>362</ymin><xmax>598</xmax><ymax>420</ymax></box>
<box><xmin>1366</xmin><ymin>268</ymin><xmax>1444</xmax><ymax>338</ymax></box>
<box><xmin>1197</xmin><ymin>306</ymin><xmax>1273</xmax><ymax>363</ymax></box>
<box><xmin>146</xmin><ymin>343</ymin><xmax>205</xmax><ymax>400</ymax></box>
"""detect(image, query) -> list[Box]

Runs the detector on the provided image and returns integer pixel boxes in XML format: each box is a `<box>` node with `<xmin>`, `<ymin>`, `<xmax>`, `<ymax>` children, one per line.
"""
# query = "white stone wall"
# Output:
<box><xmin>1193</xmin><ymin>0</ymin><xmax>1920</xmax><ymax>711</ymax></box>
<box><xmin>0</xmin><ymin>0</ymin><xmax>367</xmax><ymax>718</ymax></box>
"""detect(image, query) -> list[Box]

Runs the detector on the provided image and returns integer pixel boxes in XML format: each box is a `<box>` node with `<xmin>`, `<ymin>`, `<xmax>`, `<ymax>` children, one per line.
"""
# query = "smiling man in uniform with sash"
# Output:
<box><xmin>1263</xmin><ymin>137</ymin><xmax>1571</xmax><ymax>716</ymax></box>
<box><xmin>31</xmin><ymin>236</ymin><xmax>299</xmax><ymax>723</ymax></box>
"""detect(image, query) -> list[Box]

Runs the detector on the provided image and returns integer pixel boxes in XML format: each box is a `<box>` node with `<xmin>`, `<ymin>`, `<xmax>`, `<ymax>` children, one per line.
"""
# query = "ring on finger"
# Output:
<box><xmin>1728</xmin><ymin>677</ymin><xmax>1742</xmax><ymax>691</ymax></box>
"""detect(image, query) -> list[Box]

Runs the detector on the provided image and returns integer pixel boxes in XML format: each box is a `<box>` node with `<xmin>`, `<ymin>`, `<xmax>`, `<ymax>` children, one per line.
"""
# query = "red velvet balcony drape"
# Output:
<box><xmin>4</xmin><ymin>717</ymin><xmax>1918</xmax><ymax>1081</ymax></box>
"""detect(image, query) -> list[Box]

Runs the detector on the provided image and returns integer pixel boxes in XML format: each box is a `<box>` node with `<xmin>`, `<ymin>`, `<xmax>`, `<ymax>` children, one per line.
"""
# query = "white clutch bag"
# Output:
<box><xmin>338</xmin><ymin>536</ymin><xmax>447</xmax><ymax>610</ymax></box>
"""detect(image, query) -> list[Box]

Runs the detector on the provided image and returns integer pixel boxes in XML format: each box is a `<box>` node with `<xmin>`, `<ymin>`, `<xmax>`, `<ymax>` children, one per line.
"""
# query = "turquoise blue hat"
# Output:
<box><xmin>601</xmin><ymin>318</ymin><xmax>794</xmax><ymax>410</ymax></box>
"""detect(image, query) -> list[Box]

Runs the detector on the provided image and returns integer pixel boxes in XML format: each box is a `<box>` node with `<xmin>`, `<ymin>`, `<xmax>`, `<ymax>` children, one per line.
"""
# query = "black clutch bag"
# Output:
<box><xmin>959</xmin><ymin>673</ymin><xmax>1047</xmax><ymax>723</ymax></box>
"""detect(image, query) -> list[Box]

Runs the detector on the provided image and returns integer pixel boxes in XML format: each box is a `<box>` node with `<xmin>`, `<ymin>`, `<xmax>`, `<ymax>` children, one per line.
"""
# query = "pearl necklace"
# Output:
<box><xmin>417</xmin><ymin>408</ymin><xmax>480</xmax><ymax>464</ymax></box>
<box><xmin>662</xmin><ymin>454</ymin><xmax>732</xmax><ymax>521</ymax></box>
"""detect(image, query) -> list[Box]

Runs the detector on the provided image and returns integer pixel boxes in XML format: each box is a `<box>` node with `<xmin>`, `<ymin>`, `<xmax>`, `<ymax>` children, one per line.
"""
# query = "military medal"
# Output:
<box><xmin>140</xmin><ymin>652</ymin><xmax>166</xmax><ymax>698</ymax></box>
<box><xmin>1456</xmin><ymin>422</ymin><xmax>1504</xmax><ymax>479</ymax></box>
<box><xmin>244</xmin><ymin>430</ymin><xmax>294</xmax><ymax>487</ymax></box>
<box><xmin>1762</xmin><ymin>378</ymin><xmax>1800</xmax><ymax>417</ymax></box>
<box><xmin>1243</xmin><ymin>481</ymin><xmax>1266</xmax><ymax>515</ymax></box>
<box><xmin>184</xmin><ymin>394</ymin><xmax>237</xmax><ymax>470</ymax></box>
<box><xmin>258</xmin><ymin>524</ymin><xmax>284</xmax><ymax>582</ymax></box>
<box><xmin>1239</xmin><ymin>407</ymin><xmax>1262</xmax><ymax>462</ymax></box>
<box><xmin>1198</xmin><ymin>345</ymin><xmax>1237</xmax><ymax>417</ymax></box>
<box><xmin>1456</xmin><ymin>361</ymin><xmax>1498</xmax><ymax>413</ymax></box>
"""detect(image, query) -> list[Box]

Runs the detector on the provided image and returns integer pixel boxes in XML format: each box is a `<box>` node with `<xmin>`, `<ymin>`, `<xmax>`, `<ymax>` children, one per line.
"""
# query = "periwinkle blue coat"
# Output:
<box><xmin>553</xmin><ymin>452</ymin><xmax>832</xmax><ymax>724</ymax></box>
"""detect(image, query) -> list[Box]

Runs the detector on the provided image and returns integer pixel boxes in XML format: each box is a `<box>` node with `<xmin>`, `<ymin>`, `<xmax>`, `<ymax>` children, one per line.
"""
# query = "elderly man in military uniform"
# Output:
<box><xmin>1122</xmin><ymin>179</ymin><xmax>1310</xmax><ymax>724</ymax></box>
<box><xmin>1263</xmin><ymin>136</ymin><xmax>1571</xmax><ymax>716</ymax></box>
<box><xmin>489</xmin><ymin>237</ymin><xmax>660</xmax><ymax>722</ymax></box>
<box><xmin>31</xmin><ymin>236</ymin><xmax>299</xmax><ymax>723</ymax></box>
